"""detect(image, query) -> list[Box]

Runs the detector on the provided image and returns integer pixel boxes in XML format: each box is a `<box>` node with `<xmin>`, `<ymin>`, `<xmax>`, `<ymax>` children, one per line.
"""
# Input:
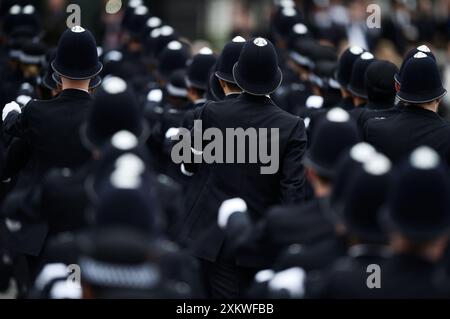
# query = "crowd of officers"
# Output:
<box><xmin>0</xmin><ymin>0</ymin><xmax>450</xmax><ymax>299</ymax></box>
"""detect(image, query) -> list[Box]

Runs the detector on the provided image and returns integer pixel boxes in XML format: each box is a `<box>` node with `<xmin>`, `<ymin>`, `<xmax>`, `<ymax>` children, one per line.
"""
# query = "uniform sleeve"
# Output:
<box><xmin>1</xmin><ymin>137</ymin><xmax>32</xmax><ymax>180</ymax></box>
<box><xmin>279</xmin><ymin>118</ymin><xmax>307</xmax><ymax>204</ymax></box>
<box><xmin>3</xmin><ymin>104</ymin><xmax>30</xmax><ymax>138</ymax></box>
<box><xmin>181</xmin><ymin>105</ymin><xmax>208</xmax><ymax>175</ymax></box>
<box><xmin>225</xmin><ymin>211</ymin><xmax>283</xmax><ymax>268</ymax></box>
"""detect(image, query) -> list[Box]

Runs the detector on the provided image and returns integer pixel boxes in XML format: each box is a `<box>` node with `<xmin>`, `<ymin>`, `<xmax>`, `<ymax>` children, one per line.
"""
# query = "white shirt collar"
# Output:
<box><xmin>194</xmin><ymin>98</ymin><xmax>207</xmax><ymax>104</ymax></box>
<box><xmin>226</xmin><ymin>92</ymin><xmax>241</xmax><ymax>96</ymax></box>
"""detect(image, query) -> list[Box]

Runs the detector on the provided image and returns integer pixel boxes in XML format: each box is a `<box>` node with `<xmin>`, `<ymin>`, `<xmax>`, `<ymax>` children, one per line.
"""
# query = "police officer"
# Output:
<box><xmin>178</xmin><ymin>37</ymin><xmax>307</xmax><ymax>298</ymax></box>
<box><xmin>347</xmin><ymin>52</ymin><xmax>376</xmax><ymax>109</ymax></box>
<box><xmin>335</xmin><ymin>46</ymin><xmax>364</xmax><ymax>110</ymax></box>
<box><xmin>364</xmin><ymin>52</ymin><xmax>450</xmax><ymax>164</ymax></box>
<box><xmin>356</xmin><ymin>60</ymin><xmax>399</xmax><ymax>133</ymax></box>
<box><xmin>0</xmin><ymin>27</ymin><xmax>102</xmax><ymax>274</ymax></box>
<box><xmin>214</xmin><ymin>36</ymin><xmax>246</xmax><ymax>99</ymax></box>
<box><xmin>394</xmin><ymin>45</ymin><xmax>436</xmax><ymax>92</ymax></box>
<box><xmin>271</xmin><ymin>23</ymin><xmax>312</xmax><ymax>115</ymax></box>
<box><xmin>303</xmin><ymin>152</ymin><xmax>392</xmax><ymax>299</ymax></box>
<box><xmin>35</xmin><ymin>175</ymin><xmax>198</xmax><ymax>299</ymax></box>
<box><xmin>180</xmin><ymin>47</ymin><xmax>217</xmax><ymax>131</ymax></box>
<box><xmin>205</xmin><ymin>36</ymin><xmax>246</xmax><ymax>102</ymax></box>
<box><xmin>119</xmin><ymin>5</ymin><xmax>158</xmax><ymax>98</ymax></box>
<box><xmin>218</xmin><ymin>108</ymin><xmax>359</xmax><ymax>274</ymax></box>
<box><xmin>3</xmin><ymin>26</ymin><xmax>102</xmax><ymax>187</ymax></box>
<box><xmin>375</xmin><ymin>147</ymin><xmax>450</xmax><ymax>298</ymax></box>
<box><xmin>2</xmin><ymin>75</ymin><xmax>148</xmax><ymax>285</ymax></box>
<box><xmin>245</xmin><ymin>144</ymin><xmax>387</xmax><ymax>299</ymax></box>
<box><xmin>155</xmin><ymin>40</ymin><xmax>190</xmax><ymax>87</ymax></box>
<box><xmin>185</xmin><ymin>47</ymin><xmax>217</xmax><ymax>110</ymax></box>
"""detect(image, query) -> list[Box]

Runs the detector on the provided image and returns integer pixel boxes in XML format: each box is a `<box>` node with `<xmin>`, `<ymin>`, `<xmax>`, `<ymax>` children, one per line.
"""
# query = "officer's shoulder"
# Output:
<box><xmin>204</xmin><ymin>98</ymin><xmax>234</xmax><ymax>111</ymax></box>
<box><xmin>25</xmin><ymin>97</ymin><xmax>58</xmax><ymax>110</ymax></box>
<box><xmin>271</xmin><ymin>104</ymin><xmax>305</xmax><ymax>128</ymax></box>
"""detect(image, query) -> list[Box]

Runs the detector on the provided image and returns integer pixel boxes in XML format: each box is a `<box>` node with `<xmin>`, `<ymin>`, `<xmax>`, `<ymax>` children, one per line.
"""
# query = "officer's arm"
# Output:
<box><xmin>218</xmin><ymin>198</ymin><xmax>254</xmax><ymax>248</ymax></box>
<box><xmin>181</xmin><ymin>105</ymin><xmax>208</xmax><ymax>175</ymax></box>
<box><xmin>280</xmin><ymin>118</ymin><xmax>307</xmax><ymax>204</ymax></box>
<box><xmin>2</xmin><ymin>101</ymin><xmax>28</xmax><ymax>137</ymax></box>
<box><xmin>218</xmin><ymin>199</ymin><xmax>281</xmax><ymax>265</ymax></box>
<box><xmin>1</xmin><ymin>138</ymin><xmax>32</xmax><ymax>180</ymax></box>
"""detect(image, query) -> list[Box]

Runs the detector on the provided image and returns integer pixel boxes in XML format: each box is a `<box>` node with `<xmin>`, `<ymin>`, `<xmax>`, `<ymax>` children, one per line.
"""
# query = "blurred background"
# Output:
<box><xmin>1</xmin><ymin>1</ymin><xmax>448</xmax><ymax>48</ymax></box>
<box><xmin>1</xmin><ymin>0</ymin><xmax>449</xmax><ymax>105</ymax></box>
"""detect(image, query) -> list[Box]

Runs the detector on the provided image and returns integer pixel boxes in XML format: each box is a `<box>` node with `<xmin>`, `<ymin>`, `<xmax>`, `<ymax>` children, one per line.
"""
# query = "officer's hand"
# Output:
<box><xmin>218</xmin><ymin>198</ymin><xmax>247</xmax><ymax>229</ymax></box>
<box><xmin>2</xmin><ymin>101</ymin><xmax>21</xmax><ymax>122</ymax></box>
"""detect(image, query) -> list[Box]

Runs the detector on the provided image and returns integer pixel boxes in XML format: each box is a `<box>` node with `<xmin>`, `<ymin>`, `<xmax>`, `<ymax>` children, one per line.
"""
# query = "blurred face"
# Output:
<box><xmin>349</xmin><ymin>1</ymin><xmax>367</xmax><ymax>22</ymax></box>
<box><xmin>20</xmin><ymin>64</ymin><xmax>40</xmax><ymax>79</ymax></box>
<box><xmin>49</xmin><ymin>0</ymin><xmax>67</xmax><ymax>12</ymax></box>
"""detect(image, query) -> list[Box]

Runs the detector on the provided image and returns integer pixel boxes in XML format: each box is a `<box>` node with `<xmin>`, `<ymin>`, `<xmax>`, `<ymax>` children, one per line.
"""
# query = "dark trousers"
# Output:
<box><xmin>199</xmin><ymin>257</ymin><xmax>258</xmax><ymax>299</ymax></box>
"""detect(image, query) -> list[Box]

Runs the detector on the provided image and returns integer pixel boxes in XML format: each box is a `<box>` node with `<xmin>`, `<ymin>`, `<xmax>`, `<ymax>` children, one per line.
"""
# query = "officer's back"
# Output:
<box><xmin>364</xmin><ymin>53</ymin><xmax>449</xmax><ymax>163</ymax></box>
<box><xmin>20</xmin><ymin>89</ymin><xmax>91</xmax><ymax>168</ymax></box>
<box><xmin>179</xmin><ymin>38</ymin><xmax>306</xmax><ymax>265</ymax></box>
<box><xmin>200</xmin><ymin>92</ymin><xmax>305</xmax><ymax>212</ymax></box>
<box><xmin>2</xmin><ymin>26</ymin><xmax>102</xmax><ymax>186</ymax></box>
<box><xmin>365</xmin><ymin>106</ymin><xmax>450</xmax><ymax>163</ymax></box>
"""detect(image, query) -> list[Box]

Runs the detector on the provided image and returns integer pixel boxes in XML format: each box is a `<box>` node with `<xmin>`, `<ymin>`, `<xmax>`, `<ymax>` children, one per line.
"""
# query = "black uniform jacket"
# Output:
<box><xmin>3</xmin><ymin>89</ymin><xmax>92</xmax><ymax>189</ymax></box>
<box><xmin>364</xmin><ymin>105</ymin><xmax>450</xmax><ymax>164</ymax></box>
<box><xmin>178</xmin><ymin>92</ymin><xmax>307</xmax><ymax>264</ymax></box>
<box><xmin>304</xmin><ymin>245</ymin><xmax>391</xmax><ymax>299</ymax></box>
<box><xmin>223</xmin><ymin>197</ymin><xmax>335</xmax><ymax>268</ymax></box>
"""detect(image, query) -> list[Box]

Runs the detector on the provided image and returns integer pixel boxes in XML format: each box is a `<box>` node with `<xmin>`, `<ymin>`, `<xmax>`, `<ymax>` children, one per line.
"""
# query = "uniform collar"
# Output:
<box><xmin>240</xmin><ymin>92</ymin><xmax>273</xmax><ymax>103</ymax></box>
<box><xmin>366</xmin><ymin>101</ymin><xmax>394</xmax><ymax>110</ymax></box>
<box><xmin>224</xmin><ymin>92</ymin><xmax>241</xmax><ymax>100</ymax></box>
<box><xmin>59</xmin><ymin>88</ymin><xmax>92</xmax><ymax>99</ymax></box>
<box><xmin>403</xmin><ymin>104</ymin><xmax>441</xmax><ymax>119</ymax></box>
<box><xmin>339</xmin><ymin>96</ymin><xmax>355</xmax><ymax>110</ymax></box>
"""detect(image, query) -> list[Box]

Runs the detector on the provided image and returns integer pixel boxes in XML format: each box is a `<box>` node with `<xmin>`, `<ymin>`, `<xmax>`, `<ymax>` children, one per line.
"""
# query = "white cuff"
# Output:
<box><xmin>2</xmin><ymin>101</ymin><xmax>21</xmax><ymax>122</ymax></box>
<box><xmin>165</xmin><ymin>127</ymin><xmax>180</xmax><ymax>139</ymax></box>
<box><xmin>218</xmin><ymin>198</ymin><xmax>247</xmax><ymax>229</ymax></box>
<box><xmin>268</xmin><ymin>267</ymin><xmax>306</xmax><ymax>298</ymax></box>
<box><xmin>191</xmin><ymin>147</ymin><xmax>203</xmax><ymax>156</ymax></box>
<box><xmin>181</xmin><ymin>163</ymin><xmax>194</xmax><ymax>176</ymax></box>
<box><xmin>254</xmin><ymin>269</ymin><xmax>275</xmax><ymax>283</ymax></box>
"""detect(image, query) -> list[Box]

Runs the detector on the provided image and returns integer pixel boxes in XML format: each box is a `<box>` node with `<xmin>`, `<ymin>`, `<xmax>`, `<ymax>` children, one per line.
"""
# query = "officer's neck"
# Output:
<box><xmin>352</xmin><ymin>96</ymin><xmax>367</xmax><ymax>108</ymax></box>
<box><xmin>61</xmin><ymin>77</ymin><xmax>90</xmax><ymax>93</ymax></box>
<box><xmin>223</xmin><ymin>86</ymin><xmax>242</xmax><ymax>96</ymax></box>
<box><xmin>416</xmin><ymin>101</ymin><xmax>439</xmax><ymax>113</ymax></box>
<box><xmin>340</xmin><ymin>88</ymin><xmax>352</xmax><ymax>99</ymax></box>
